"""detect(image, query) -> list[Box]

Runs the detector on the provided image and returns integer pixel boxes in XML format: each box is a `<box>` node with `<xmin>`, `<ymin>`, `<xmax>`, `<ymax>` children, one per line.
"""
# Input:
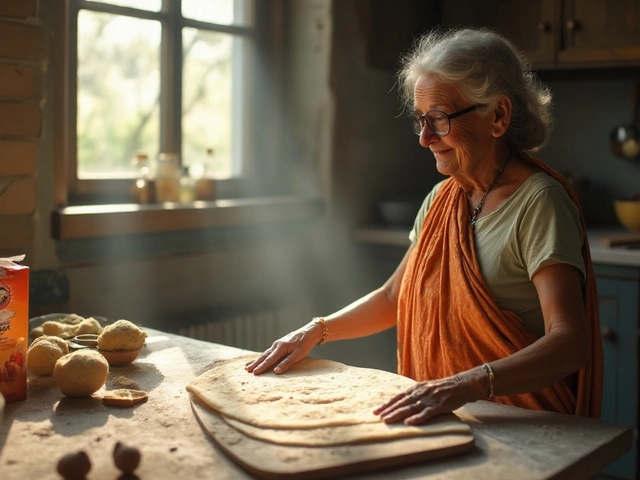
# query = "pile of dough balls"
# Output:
<box><xmin>53</xmin><ymin>350</ymin><xmax>109</xmax><ymax>397</ymax></box>
<box><xmin>28</xmin><ymin>335</ymin><xmax>70</xmax><ymax>376</ymax></box>
<box><xmin>30</xmin><ymin>314</ymin><xmax>104</xmax><ymax>341</ymax></box>
<box><xmin>98</xmin><ymin>320</ymin><xmax>147</xmax><ymax>351</ymax></box>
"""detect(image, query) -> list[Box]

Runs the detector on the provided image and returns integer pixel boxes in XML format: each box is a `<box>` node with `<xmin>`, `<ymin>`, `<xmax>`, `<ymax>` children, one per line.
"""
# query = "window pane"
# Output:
<box><xmin>182</xmin><ymin>27</ymin><xmax>243</xmax><ymax>178</ymax></box>
<box><xmin>86</xmin><ymin>0</ymin><xmax>161</xmax><ymax>11</ymax></box>
<box><xmin>77</xmin><ymin>11</ymin><xmax>160</xmax><ymax>179</ymax></box>
<box><xmin>182</xmin><ymin>0</ymin><xmax>253</xmax><ymax>27</ymax></box>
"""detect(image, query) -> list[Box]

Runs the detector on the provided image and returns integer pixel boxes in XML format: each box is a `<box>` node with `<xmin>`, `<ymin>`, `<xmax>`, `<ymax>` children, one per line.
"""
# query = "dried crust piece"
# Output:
<box><xmin>102</xmin><ymin>389</ymin><xmax>149</xmax><ymax>408</ymax></box>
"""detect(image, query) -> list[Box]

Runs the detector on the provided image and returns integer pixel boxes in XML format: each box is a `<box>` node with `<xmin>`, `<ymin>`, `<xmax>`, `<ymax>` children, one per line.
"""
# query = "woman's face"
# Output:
<box><xmin>413</xmin><ymin>74</ymin><xmax>493</xmax><ymax>178</ymax></box>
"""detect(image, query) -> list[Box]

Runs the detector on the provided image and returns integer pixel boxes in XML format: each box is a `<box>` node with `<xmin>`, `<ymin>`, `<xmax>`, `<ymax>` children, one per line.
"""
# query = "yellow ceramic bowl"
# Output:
<box><xmin>614</xmin><ymin>199</ymin><xmax>640</xmax><ymax>232</ymax></box>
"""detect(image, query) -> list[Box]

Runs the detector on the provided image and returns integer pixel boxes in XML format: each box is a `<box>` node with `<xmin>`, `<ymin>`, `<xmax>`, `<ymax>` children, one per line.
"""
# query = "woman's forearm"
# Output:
<box><xmin>315</xmin><ymin>245</ymin><xmax>413</xmax><ymax>344</ymax></box>
<box><xmin>318</xmin><ymin>287</ymin><xmax>398</xmax><ymax>343</ymax></box>
<box><xmin>487</xmin><ymin>326</ymin><xmax>587</xmax><ymax>397</ymax></box>
<box><xmin>463</xmin><ymin>325</ymin><xmax>588</xmax><ymax>401</ymax></box>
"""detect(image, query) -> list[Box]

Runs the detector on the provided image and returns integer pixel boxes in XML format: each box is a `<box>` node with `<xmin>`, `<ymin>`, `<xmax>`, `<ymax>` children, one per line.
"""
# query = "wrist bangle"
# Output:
<box><xmin>482</xmin><ymin>363</ymin><xmax>495</xmax><ymax>399</ymax></box>
<box><xmin>313</xmin><ymin>317</ymin><xmax>328</xmax><ymax>345</ymax></box>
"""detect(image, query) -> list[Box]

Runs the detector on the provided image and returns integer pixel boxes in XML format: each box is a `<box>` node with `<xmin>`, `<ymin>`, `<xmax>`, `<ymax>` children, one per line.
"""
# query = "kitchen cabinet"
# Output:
<box><xmin>440</xmin><ymin>0</ymin><xmax>640</xmax><ymax>69</ymax></box>
<box><xmin>595</xmin><ymin>264</ymin><xmax>639</xmax><ymax>480</ymax></box>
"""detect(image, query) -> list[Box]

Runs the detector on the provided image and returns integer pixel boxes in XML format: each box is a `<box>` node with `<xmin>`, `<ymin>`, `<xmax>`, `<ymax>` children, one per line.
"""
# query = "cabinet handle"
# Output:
<box><xmin>566</xmin><ymin>19</ymin><xmax>580</xmax><ymax>31</ymax></box>
<box><xmin>537</xmin><ymin>22</ymin><xmax>551</xmax><ymax>33</ymax></box>
<box><xmin>601</xmin><ymin>327</ymin><xmax>616</xmax><ymax>341</ymax></box>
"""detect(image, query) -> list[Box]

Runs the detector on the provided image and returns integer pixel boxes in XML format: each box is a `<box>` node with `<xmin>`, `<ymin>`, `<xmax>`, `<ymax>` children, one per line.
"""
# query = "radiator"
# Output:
<box><xmin>176</xmin><ymin>302</ymin><xmax>312</xmax><ymax>352</ymax></box>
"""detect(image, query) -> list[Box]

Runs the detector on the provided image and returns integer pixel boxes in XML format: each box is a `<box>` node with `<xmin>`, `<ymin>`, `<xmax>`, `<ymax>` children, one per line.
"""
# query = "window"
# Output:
<box><xmin>66</xmin><ymin>0</ymin><xmax>255</xmax><ymax>202</ymax></box>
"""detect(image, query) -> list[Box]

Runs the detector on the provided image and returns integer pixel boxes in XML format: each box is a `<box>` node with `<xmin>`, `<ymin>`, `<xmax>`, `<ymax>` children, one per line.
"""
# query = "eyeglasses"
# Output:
<box><xmin>411</xmin><ymin>104</ymin><xmax>483</xmax><ymax>137</ymax></box>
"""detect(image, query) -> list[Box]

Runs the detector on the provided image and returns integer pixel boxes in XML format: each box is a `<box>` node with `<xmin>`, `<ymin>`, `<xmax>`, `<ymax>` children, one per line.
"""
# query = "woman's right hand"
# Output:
<box><xmin>245</xmin><ymin>320</ymin><xmax>323</xmax><ymax>375</ymax></box>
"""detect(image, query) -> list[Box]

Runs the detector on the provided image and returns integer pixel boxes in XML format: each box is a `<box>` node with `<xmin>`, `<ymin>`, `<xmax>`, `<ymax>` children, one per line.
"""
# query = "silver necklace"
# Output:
<box><xmin>470</xmin><ymin>155</ymin><xmax>510</xmax><ymax>226</ymax></box>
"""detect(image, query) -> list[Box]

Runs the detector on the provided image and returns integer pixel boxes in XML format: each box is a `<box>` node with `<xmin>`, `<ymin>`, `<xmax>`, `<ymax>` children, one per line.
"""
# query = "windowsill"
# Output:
<box><xmin>52</xmin><ymin>195</ymin><xmax>325</xmax><ymax>240</ymax></box>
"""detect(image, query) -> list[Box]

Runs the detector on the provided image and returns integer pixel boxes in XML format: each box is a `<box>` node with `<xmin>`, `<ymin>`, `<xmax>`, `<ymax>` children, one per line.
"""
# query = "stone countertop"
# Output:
<box><xmin>0</xmin><ymin>329</ymin><xmax>632</xmax><ymax>479</ymax></box>
<box><xmin>588</xmin><ymin>229</ymin><xmax>640</xmax><ymax>267</ymax></box>
<box><xmin>353</xmin><ymin>226</ymin><xmax>640</xmax><ymax>268</ymax></box>
<box><xmin>0</xmin><ymin>331</ymin><xmax>252</xmax><ymax>480</ymax></box>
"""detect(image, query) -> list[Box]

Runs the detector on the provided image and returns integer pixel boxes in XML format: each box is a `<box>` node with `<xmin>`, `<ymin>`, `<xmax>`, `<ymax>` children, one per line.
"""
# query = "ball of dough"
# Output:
<box><xmin>42</xmin><ymin>321</ymin><xmax>79</xmax><ymax>340</ymax></box>
<box><xmin>28</xmin><ymin>336</ymin><xmax>70</xmax><ymax>376</ymax></box>
<box><xmin>98</xmin><ymin>320</ymin><xmax>147</xmax><ymax>351</ymax></box>
<box><xmin>75</xmin><ymin>317</ymin><xmax>103</xmax><ymax>335</ymax></box>
<box><xmin>53</xmin><ymin>349</ymin><xmax>109</xmax><ymax>397</ymax></box>
<box><xmin>31</xmin><ymin>334</ymin><xmax>69</xmax><ymax>351</ymax></box>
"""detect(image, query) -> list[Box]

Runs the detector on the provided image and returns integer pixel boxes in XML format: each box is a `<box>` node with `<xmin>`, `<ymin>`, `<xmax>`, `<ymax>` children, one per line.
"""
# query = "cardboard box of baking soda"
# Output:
<box><xmin>0</xmin><ymin>255</ymin><xmax>28</xmax><ymax>403</ymax></box>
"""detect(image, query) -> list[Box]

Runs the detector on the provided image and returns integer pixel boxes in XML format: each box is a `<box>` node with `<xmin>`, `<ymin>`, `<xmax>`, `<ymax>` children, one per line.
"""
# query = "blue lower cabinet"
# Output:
<box><xmin>595</xmin><ymin>264</ymin><xmax>639</xmax><ymax>479</ymax></box>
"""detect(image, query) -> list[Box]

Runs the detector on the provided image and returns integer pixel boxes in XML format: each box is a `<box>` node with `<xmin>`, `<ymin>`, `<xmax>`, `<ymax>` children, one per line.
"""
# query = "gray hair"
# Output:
<box><xmin>398</xmin><ymin>28</ymin><xmax>553</xmax><ymax>152</ymax></box>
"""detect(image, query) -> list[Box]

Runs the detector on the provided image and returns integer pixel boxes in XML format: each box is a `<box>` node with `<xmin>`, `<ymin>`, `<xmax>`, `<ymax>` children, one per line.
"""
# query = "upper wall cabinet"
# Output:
<box><xmin>558</xmin><ymin>0</ymin><xmax>640</xmax><ymax>65</ymax></box>
<box><xmin>441</xmin><ymin>0</ymin><xmax>640</xmax><ymax>69</ymax></box>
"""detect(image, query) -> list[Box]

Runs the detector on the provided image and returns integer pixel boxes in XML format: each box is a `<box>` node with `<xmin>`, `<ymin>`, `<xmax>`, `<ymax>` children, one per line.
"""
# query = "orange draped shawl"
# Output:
<box><xmin>397</xmin><ymin>154</ymin><xmax>603</xmax><ymax>418</ymax></box>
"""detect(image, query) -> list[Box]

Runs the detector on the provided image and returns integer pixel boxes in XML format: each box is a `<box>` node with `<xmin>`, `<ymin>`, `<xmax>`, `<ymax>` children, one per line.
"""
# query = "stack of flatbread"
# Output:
<box><xmin>186</xmin><ymin>355</ymin><xmax>472</xmax><ymax>447</ymax></box>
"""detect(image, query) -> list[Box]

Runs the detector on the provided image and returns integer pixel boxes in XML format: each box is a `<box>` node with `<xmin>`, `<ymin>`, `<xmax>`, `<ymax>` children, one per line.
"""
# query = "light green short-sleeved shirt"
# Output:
<box><xmin>409</xmin><ymin>172</ymin><xmax>585</xmax><ymax>338</ymax></box>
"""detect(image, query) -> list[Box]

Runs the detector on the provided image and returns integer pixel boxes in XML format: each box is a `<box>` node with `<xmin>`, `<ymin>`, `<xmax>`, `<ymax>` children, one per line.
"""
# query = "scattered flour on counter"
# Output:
<box><xmin>107</xmin><ymin>375</ymin><xmax>139</xmax><ymax>390</ymax></box>
<box><xmin>28</xmin><ymin>422</ymin><xmax>55</xmax><ymax>437</ymax></box>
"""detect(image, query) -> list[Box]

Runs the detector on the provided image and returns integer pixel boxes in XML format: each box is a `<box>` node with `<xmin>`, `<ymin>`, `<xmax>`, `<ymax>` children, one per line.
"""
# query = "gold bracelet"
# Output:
<box><xmin>313</xmin><ymin>317</ymin><xmax>328</xmax><ymax>345</ymax></box>
<box><xmin>482</xmin><ymin>363</ymin><xmax>495</xmax><ymax>399</ymax></box>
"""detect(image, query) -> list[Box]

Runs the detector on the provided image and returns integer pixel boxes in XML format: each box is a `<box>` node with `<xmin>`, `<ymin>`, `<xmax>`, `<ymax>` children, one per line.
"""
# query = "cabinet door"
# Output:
<box><xmin>596</xmin><ymin>269</ymin><xmax>639</xmax><ymax>479</ymax></box>
<box><xmin>558</xmin><ymin>0</ymin><xmax>640</xmax><ymax>64</ymax></box>
<box><xmin>440</xmin><ymin>0</ymin><xmax>556</xmax><ymax>66</ymax></box>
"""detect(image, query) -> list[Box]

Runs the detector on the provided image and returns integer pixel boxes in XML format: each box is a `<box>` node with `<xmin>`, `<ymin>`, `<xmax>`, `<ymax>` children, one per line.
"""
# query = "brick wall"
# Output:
<box><xmin>0</xmin><ymin>0</ymin><xmax>43</xmax><ymax>259</ymax></box>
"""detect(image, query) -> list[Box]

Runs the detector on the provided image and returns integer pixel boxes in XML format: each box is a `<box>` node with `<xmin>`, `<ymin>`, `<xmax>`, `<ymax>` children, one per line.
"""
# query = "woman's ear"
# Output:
<box><xmin>491</xmin><ymin>95</ymin><xmax>512</xmax><ymax>138</ymax></box>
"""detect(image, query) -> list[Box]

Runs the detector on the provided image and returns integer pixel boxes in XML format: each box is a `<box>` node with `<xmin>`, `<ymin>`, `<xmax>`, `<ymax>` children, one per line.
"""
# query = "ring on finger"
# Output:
<box><xmin>415</xmin><ymin>399</ymin><xmax>425</xmax><ymax>408</ymax></box>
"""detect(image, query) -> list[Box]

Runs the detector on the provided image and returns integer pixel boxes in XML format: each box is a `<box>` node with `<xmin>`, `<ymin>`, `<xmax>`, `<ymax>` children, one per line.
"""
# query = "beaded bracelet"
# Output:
<box><xmin>313</xmin><ymin>317</ymin><xmax>328</xmax><ymax>345</ymax></box>
<box><xmin>482</xmin><ymin>363</ymin><xmax>495</xmax><ymax>399</ymax></box>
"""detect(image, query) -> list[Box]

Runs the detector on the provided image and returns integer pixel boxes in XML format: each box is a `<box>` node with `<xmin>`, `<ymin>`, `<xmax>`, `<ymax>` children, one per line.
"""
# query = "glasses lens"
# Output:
<box><xmin>411</xmin><ymin>115</ymin><xmax>424</xmax><ymax>135</ymax></box>
<box><xmin>426</xmin><ymin>111</ymin><xmax>450</xmax><ymax>136</ymax></box>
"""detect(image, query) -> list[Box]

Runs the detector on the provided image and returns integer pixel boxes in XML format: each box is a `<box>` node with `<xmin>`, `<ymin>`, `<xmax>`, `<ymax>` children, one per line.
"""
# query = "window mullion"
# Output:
<box><xmin>160</xmin><ymin>1</ymin><xmax>182</xmax><ymax>157</ymax></box>
<box><xmin>67</xmin><ymin>0</ymin><xmax>81</xmax><ymax>197</ymax></box>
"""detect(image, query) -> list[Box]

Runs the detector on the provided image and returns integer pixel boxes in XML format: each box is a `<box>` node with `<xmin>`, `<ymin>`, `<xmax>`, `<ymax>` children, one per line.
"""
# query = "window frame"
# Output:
<box><xmin>63</xmin><ymin>0</ymin><xmax>257</xmax><ymax>205</ymax></box>
<box><xmin>52</xmin><ymin>1</ymin><xmax>322</xmax><ymax>244</ymax></box>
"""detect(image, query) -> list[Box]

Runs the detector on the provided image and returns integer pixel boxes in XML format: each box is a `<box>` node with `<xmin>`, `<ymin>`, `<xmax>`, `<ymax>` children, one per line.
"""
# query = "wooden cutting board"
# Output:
<box><xmin>191</xmin><ymin>397</ymin><xmax>475</xmax><ymax>479</ymax></box>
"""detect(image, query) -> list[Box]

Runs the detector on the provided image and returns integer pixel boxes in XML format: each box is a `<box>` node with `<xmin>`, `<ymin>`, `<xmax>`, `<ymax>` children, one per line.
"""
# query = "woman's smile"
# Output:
<box><xmin>431</xmin><ymin>148</ymin><xmax>453</xmax><ymax>157</ymax></box>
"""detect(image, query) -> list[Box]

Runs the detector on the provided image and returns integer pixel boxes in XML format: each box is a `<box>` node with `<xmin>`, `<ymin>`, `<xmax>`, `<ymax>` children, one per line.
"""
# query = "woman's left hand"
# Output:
<box><xmin>373</xmin><ymin>371</ymin><xmax>484</xmax><ymax>425</ymax></box>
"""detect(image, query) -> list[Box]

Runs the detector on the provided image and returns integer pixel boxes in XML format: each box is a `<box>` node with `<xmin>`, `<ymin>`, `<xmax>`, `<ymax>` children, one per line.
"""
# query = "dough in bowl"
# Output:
<box><xmin>97</xmin><ymin>320</ymin><xmax>146</xmax><ymax>351</ymax></box>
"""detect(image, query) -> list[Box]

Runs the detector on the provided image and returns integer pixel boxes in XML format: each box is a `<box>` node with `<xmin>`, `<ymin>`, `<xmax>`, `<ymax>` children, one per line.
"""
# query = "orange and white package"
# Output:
<box><xmin>0</xmin><ymin>255</ymin><xmax>29</xmax><ymax>403</ymax></box>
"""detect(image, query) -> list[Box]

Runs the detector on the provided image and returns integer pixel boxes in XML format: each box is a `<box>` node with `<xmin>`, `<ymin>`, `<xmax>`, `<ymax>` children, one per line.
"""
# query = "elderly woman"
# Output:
<box><xmin>246</xmin><ymin>28</ymin><xmax>603</xmax><ymax>423</ymax></box>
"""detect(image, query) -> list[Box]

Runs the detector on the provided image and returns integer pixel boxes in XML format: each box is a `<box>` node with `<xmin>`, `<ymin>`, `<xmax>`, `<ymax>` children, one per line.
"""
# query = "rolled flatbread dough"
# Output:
<box><xmin>221</xmin><ymin>413</ymin><xmax>471</xmax><ymax>447</ymax></box>
<box><xmin>187</xmin><ymin>355</ymin><xmax>471</xmax><ymax>439</ymax></box>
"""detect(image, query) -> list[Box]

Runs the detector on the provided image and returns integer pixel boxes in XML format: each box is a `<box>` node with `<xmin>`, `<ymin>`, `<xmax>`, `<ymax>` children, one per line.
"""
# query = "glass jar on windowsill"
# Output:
<box><xmin>130</xmin><ymin>153</ymin><xmax>155</xmax><ymax>203</ymax></box>
<box><xmin>156</xmin><ymin>152</ymin><xmax>181</xmax><ymax>202</ymax></box>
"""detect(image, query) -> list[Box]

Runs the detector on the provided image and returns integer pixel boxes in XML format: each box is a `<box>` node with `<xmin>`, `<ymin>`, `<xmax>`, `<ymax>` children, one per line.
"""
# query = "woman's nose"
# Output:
<box><xmin>419</xmin><ymin>127</ymin><xmax>439</xmax><ymax>148</ymax></box>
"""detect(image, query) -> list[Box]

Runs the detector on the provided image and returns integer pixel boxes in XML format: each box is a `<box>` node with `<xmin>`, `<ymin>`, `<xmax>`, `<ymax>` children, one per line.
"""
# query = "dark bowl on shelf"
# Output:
<box><xmin>376</xmin><ymin>199</ymin><xmax>422</xmax><ymax>227</ymax></box>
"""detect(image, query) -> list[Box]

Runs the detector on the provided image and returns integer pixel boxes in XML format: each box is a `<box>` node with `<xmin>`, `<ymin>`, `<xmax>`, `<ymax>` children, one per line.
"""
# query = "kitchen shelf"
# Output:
<box><xmin>352</xmin><ymin>226</ymin><xmax>411</xmax><ymax>248</ymax></box>
<box><xmin>354</xmin><ymin>226</ymin><xmax>640</xmax><ymax>268</ymax></box>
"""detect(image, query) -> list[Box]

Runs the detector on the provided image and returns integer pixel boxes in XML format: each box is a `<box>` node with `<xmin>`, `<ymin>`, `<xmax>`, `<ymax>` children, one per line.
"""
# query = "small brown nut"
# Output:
<box><xmin>113</xmin><ymin>441</ymin><xmax>141</xmax><ymax>474</ymax></box>
<box><xmin>57</xmin><ymin>450</ymin><xmax>91</xmax><ymax>480</ymax></box>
